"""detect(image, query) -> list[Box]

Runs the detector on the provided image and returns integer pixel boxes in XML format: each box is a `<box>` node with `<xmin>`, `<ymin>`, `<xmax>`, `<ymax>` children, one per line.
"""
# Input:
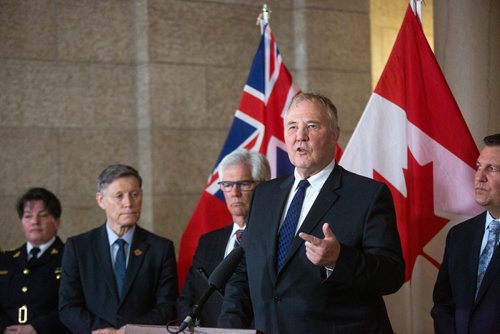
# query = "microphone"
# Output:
<box><xmin>176</xmin><ymin>247</ymin><xmax>244</xmax><ymax>332</ymax></box>
<box><xmin>197</xmin><ymin>267</ymin><xmax>223</xmax><ymax>297</ymax></box>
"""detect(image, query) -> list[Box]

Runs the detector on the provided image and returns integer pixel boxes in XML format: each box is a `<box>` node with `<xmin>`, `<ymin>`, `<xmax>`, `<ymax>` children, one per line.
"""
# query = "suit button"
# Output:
<box><xmin>273</xmin><ymin>295</ymin><xmax>281</xmax><ymax>303</ymax></box>
<box><xmin>23</xmin><ymin>269</ymin><xmax>29</xmax><ymax>275</ymax></box>
<box><xmin>22</xmin><ymin>286</ymin><xmax>28</xmax><ymax>293</ymax></box>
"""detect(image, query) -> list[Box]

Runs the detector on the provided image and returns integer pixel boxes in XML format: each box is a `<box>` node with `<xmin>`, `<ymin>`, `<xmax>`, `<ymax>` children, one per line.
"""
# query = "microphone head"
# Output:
<box><xmin>208</xmin><ymin>247</ymin><xmax>244</xmax><ymax>289</ymax></box>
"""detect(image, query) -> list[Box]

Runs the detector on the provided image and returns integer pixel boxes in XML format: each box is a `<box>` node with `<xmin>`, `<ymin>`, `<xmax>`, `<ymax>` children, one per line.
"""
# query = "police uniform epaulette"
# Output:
<box><xmin>1</xmin><ymin>247</ymin><xmax>18</xmax><ymax>254</ymax></box>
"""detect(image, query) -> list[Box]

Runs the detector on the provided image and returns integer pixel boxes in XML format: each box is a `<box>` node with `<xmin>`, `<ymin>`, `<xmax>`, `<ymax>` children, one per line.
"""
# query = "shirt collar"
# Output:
<box><xmin>27</xmin><ymin>236</ymin><xmax>56</xmax><ymax>255</ymax></box>
<box><xmin>293</xmin><ymin>159</ymin><xmax>336</xmax><ymax>190</ymax></box>
<box><xmin>106</xmin><ymin>223</ymin><xmax>135</xmax><ymax>246</ymax></box>
<box><xmin>486</xmin><ymin>211</ymin><xmax>499</xmax><ymax>229</ymax></box>
<box><xmin>231</xmin><ymin>222</ymin><xmax>246</xmax><ymax>236</ymax></box>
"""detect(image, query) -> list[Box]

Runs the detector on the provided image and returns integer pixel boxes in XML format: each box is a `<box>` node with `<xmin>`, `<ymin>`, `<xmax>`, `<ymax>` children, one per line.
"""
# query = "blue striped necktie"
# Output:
<box><xmin>277</xmin><ymin>179</ymin><xmax>310</xmax><ymax>272</ymax></box>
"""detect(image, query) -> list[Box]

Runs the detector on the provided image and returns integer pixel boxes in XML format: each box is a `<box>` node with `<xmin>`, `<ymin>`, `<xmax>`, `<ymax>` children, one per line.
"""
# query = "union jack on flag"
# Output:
<box><xmin>177</xmin><ymin>17</ymin><xmax>299</xmax><ymax>290</ymax></box>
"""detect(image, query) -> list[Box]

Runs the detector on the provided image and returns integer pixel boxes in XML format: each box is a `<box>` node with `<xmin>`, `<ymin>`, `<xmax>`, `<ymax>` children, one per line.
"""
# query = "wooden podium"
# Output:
<box><xmin>125</xmin><ymin>324</ymin><xmax>256</xmax><ymax>334</ymax></box>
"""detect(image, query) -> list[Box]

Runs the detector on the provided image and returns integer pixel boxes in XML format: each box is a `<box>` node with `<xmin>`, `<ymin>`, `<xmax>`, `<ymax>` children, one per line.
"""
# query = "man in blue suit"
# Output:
<box><xmin>432</xmin><ymin>133</ymin><xmax>500</xmax><ymax>334</ymax></box>
<box><xmin>218</xmin><ymin>93</ymin><xmax>405</xmax><ymax>333</ymax></box>
<box><xmin>59</xmin><ymin>164</ymin><xmax>178</xmax><ymax>334</ymax></box>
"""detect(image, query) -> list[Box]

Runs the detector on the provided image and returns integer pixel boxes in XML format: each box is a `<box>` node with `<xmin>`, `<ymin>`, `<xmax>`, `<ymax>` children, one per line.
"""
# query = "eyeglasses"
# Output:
<box><xmin>218</xmin><ymin>180</ymin><xmax>256</xmax><ymax>192</ymax></box>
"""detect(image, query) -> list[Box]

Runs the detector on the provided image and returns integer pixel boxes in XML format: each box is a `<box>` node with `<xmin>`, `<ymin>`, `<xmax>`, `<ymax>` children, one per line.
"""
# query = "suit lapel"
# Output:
<box><xmin>282</xmin><ymin>167</ymin><xmax>341</xmax><ymax>272</ymax></box>
<box><xmin>217</xmin><ymin>225</ymin><xmax>233</xmax><ymax>259</ymax></box>
<box><xmin>121</xmin><ymin>226</ymin><xmax>149</xmax><ymax>302</ymax></box>
<box><xmin>93</xmin><ymin>225</ymin><xmax>119</xmax><ymax>301</ymax></box>
<box><xmin>465</xmin><ymin>216</ymin><xmax>485</xmax><ymax>307</ymax></box>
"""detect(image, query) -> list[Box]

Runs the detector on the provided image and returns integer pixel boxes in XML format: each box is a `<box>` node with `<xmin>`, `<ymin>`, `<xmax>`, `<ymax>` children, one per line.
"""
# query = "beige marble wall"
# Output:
<box><xmin>0</xmin><ymin>0</ymin><xmax>372</xmax><ymax>250</ymax></box>
<box><xmin>1</xmin><ymin>0</ymin><xmax>498</xmax><ymax>257</ymax></box>
<box><xmin>434</xmin><ymin>0</ymin><xmax>500</xmax><ymax>148</ymax></box>
<box><xmin>0</xmin><ymin>0</ymin><xmax>142</xmax><ymax>247</ymax></box>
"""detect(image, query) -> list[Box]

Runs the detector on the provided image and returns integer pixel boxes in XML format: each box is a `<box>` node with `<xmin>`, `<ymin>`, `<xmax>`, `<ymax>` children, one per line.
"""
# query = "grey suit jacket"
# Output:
<box><xmin>432</xmin><ymin>212</ymin><xmax>500</xmax><ymax>334</ymax></box>
<box><xmin>219</xmin><ymin>164</ymin><xmax>405</xmax><ymax>333</ymax></box>
<box><xmin>59</xmin><ymin>224</ymin><xmax>178</xmax><ymax>333</ymax></box>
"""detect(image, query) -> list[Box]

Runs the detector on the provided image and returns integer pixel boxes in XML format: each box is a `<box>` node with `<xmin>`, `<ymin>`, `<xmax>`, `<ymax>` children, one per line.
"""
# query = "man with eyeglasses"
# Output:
<box><xmin>177</xmin><ymin>149</ymin><xmax>270</xmax><ymax>327</ymax></box>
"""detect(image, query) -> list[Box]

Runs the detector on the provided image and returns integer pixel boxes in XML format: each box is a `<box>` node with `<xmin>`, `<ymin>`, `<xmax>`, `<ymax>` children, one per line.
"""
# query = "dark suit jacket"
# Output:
<box><xmin>432</xmin><ymin>212</ymin><xmax>500</xmax><ymax>334</ymax></box>
<box><xmin>59</xmin><ymin>224</ymin><xmax>178</xmax><ymax>333</ymax></box>
<box><xmin>219</xmin><ymin>165</ymin><xmax>405</xmax><ymax>333</ymax></box>
<box><xmin>177</xmin><ymin>225</ymin><xmax>232</xmax><ymax>327</ymax></box>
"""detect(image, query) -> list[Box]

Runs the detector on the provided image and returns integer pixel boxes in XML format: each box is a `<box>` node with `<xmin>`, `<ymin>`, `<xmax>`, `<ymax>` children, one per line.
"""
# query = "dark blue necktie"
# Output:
<box><xmin>476</xmin><ymin>220</ymin><xmax>500</xmax><ymax>298</ymax></box>
<box><xmin>114</xmin><ymin>239</ymin><xmax>127</xmax><ymax>299</ymax></box>
<box><xmin>277</xmin><ymin>179</ymin><xmax>310</xmax><ymax>272</ymax></box>
<box><xmin>28</xmin><ymin>247</ymin><xmax>40</xmax><ymax>264</ymax></box>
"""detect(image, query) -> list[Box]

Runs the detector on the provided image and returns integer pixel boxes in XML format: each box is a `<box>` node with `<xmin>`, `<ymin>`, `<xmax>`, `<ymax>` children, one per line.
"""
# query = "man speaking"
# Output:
<box><xmin>218</xmin><ymin>93</ymin><xmax>405</xmax><ymax>333</ymax></box>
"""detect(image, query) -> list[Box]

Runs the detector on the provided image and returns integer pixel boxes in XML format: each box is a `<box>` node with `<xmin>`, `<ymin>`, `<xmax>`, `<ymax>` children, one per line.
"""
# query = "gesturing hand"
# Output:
<box><xmin>299</xmin><ymin>223</ymin><xmax>340</xmax><ymax>267</ymax></box>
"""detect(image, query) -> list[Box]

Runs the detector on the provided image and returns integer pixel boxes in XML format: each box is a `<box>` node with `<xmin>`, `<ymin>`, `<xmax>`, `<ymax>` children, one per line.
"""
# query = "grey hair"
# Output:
<box><xmin>285</xmin><ymin>92</ymin><xmax>339</xmax><ymax>131</ymax></box>
<box><xmin>218</xmin><ymin>149</ymin><xmax>271</xmax><ymax>182</ymax></box>
<box><xmin>96</xmin><ymin>164</ymin><xmax>142</xmax><ymax>193</ymax></box>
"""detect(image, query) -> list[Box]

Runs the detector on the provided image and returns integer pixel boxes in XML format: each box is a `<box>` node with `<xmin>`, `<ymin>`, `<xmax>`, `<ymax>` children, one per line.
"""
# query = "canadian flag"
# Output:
<box><xmin>340</xmin><ymin>4</ymin><xmax>482</xmax><ymax>333</ymax></box>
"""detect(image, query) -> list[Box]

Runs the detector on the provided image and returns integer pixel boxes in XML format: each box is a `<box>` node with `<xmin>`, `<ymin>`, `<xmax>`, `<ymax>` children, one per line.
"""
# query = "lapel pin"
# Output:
<box><xmin>50</xmin><ymin>248</ymin><xmax>59</xmax><ymax>255</ymax></box>
<box><xmin>134</xmin><ymin>249</ymin><xmax>142</xmax><ymax>256</ymax></box>
<box><xmin>13</xmin><ymin>251</ymin><xmax>21</xmax><ymax>258</ymax></box>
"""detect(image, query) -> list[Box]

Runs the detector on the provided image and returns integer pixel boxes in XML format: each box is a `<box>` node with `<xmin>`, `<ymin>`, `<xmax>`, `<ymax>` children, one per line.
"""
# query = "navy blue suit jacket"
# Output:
<box><xmin>219</xmin><ymin>165</ymin><xmax>405</xmax><ymax>333</ymax></box>
<box><xmin>432</xmin><ymin>212</ymin><xmax>500</xmax><ymax>334</ymax></box>
<box><xmin>177</xmin><ymin>225</ymin><xmax>232</xmax><ymax>327</ymax></box>
<box><xmin>59</xmin><ymin>224</ymin><xmax>178</xmax><ymax>333</ymax></box>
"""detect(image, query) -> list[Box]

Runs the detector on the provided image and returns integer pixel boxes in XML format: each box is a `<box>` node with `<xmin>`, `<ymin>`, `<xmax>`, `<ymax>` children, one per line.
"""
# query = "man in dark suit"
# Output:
<box><xmin>218</xmin><ymin>92</ymin><xmax>405</xmax><ymax>333</ymax></box>
<box><xmin>432</xmin><ymin>133</ymin><xmax>500</xmax><ymax>334</ymax></box>
<box><xmin>59</xmin><ymin>164</ymin><xmax>178</xmax><ymax>334</ymax></box>
<box><xmin>0</xmin><ymin>187</ymin><xmax>70</xmax><ymax>334</ymax></box>
<box><xmin>177</xmin><ymin>149</ymin><xmax>270</xmax><ymax>327</ymax></box>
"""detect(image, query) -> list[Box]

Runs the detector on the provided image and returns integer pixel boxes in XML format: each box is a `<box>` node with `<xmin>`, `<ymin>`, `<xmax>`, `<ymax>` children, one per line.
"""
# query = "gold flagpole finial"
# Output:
<box><xmin>256</xmin><ymin>4</ymin><xmax>271</xmax><ymax>25</ymax></box>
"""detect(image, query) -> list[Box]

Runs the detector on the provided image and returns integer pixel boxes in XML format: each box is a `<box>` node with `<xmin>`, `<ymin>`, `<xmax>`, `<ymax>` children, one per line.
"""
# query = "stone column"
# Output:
<box><xmin>434</xmin><ymin>0</ymin><xmax>500</xmax><ymax>147</ymax></box>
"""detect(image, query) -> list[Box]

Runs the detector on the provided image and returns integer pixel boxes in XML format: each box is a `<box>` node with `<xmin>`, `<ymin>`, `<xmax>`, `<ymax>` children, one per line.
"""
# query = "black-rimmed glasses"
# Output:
<box><xmin>218</xmin><ymin>180</ymin><xmax>256</xmax><ymax>192</ymax></box>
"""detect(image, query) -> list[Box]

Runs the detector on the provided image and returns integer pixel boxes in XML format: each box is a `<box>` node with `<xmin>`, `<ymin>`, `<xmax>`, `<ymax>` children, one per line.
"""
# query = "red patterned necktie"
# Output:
<box><xmin>233</xmin><ymin>229</ymin><xmax>244</xmax><ymax>249</ymax></box>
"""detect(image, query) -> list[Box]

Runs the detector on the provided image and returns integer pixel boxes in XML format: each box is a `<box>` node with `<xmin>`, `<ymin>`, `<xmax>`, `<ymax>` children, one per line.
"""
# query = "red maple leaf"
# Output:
<box><xmin>374</xmin><ymin>149</ymin><xmax>448</xmax><ymax>282</ymax></box>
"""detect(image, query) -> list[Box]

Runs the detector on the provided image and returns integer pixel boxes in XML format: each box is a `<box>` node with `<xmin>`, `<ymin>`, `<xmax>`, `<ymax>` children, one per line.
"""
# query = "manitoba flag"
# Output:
<box><xmin>177</xmin><ymin>16</ymin><xmax>299</xmax><ymax>290</ymax></box>
<box><xmin>340</xmin><ymin>4</ymin><xmax>482</xmax><ymax>333</ymax></box>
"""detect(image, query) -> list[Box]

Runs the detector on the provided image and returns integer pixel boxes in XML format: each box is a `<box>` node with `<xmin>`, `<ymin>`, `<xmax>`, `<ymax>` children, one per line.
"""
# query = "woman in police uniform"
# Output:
<box><xmin>0</xmin><ymin>187</ymin><xmax>69</xmax><ymax>334</ymax></box>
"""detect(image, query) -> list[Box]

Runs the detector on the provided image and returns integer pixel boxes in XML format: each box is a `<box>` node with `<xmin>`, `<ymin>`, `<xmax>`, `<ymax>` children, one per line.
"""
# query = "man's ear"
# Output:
<box><xmin>96</xmin><ymin>192</ymin><xmax>106</xmax><ymax>210</ymax></box>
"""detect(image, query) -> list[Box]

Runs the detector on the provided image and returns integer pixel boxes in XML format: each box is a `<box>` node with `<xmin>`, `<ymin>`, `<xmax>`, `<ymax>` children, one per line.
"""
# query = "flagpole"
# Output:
<box><xmin>257</xmin><ymin>4</ymin><xmax>271</xmax><ymax>32</ymax></box>
<box><xmin>410</xmin><ymin>0</ymin><xmax>423</xmax><ymax>24</ymax></box>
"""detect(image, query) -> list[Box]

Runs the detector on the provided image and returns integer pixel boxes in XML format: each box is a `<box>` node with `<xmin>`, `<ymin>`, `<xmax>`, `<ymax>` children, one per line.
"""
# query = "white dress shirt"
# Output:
<box><xmin>279</xmin><ymin>159</ymin><xmax>336</xmax><ymax>234</ymax></box>
<box><xmin>224</xmin><ymin>223</ymin><xmax>247</xmax><ymax>257</ymax></box>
